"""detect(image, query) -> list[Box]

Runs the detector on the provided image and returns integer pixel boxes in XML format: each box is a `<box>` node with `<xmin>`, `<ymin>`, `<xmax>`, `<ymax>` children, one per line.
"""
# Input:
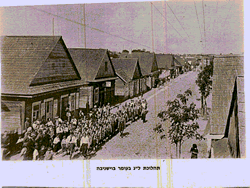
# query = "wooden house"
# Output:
<box><xmin>174</xmin><ymin>56</ymin><xmax>186</xmax><ymax>75</ymax></box>
<box><xmin>156</xmin><ymin>54</ymin><xmax>175</xmax><ymax>79</ymax></box>
<box><xmin>112</xmin><ymin>58</ymin><xmax>144</xmax><ymax>101</ymax></box>
<box><xmin>165</xmin><ymin>54</ymin><xmax>176</xmax><ymax>79</ymax></box>
<box><xmin>1</xmin><ymin>36</ymin><xmax>83</xmax><ymax>133</ymax></box>
<box><xmin>68</xmin><ymin>48</ymin><xmax>117</xmax><ymax>109</ymax></box>
<box><xmin>204</xmin><ymin>55</ymin><xmax>245</xmax><ymax>158</ymax></box>
<box><xmin>130</xmin><ymin>52</ymin><xmax>159</xmax><ymax>89</ymax></box>
<box><xmin>185</xmin><ymin>57</ymin><xmax>198</xmax><ymax>71</ymax></box>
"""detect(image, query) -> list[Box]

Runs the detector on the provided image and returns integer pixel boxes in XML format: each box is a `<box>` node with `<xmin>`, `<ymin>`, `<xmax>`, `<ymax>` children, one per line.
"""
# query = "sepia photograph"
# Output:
<box><xmin>0</xmin><ymin>0</ymin><xmax>244</xmax><ymax>162</ymax></box>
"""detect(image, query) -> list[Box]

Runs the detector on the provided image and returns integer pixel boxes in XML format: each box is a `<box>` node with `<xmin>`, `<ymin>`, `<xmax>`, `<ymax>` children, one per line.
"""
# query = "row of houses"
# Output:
<box><xmin>203</xmin><ymin>55</ymin><xmax>245</xmax><ymax>158</ymax></box>
<box><xmin>1</xmin><ymin>36</ymin><xmax>118</xmax><ymax>133</ymax></box>
<box><xmin>1</xmin><ymin>36</ymin><xmax>197</xmax><ymax>134</ymax></box>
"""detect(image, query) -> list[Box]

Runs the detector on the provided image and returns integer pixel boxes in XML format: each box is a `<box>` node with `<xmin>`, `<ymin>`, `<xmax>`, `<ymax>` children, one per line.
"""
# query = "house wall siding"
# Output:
<box><xmin>31</xmin><ymin>39</ymin><xmax>79</xmax><ymax>85</ymax></box>
<box><xmin>96</xmin><ymin>53</ymin><xmax>115</xmax><ymax>79</ymax></box>
<box><xmin>115</xmin><ymin>79</ymin><xmax>126</xmax><ymax>96</ymax></box>
<box><xmin>1</xmin><ymin>100</ymin><xmax>25</xmax><ymax>134</ymax></box>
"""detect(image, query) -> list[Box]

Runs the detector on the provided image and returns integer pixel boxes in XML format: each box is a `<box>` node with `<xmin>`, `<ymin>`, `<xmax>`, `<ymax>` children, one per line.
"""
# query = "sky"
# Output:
<box><xmin>0</xmin><ymin>0</ymin><xmax>244</xmax><ymax>54</ymax></box>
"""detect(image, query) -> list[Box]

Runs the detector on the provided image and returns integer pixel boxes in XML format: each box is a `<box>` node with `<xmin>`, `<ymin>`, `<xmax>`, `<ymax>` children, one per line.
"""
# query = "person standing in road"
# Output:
<box><xmin>141</xmin><ymin>99</ymin><xmax>148</xmax><ymax>123</ymax></box>
<box><xmin>190</xmin><ymin>144</ymin><xmax>199</xmax><ymax>159</ymax></box>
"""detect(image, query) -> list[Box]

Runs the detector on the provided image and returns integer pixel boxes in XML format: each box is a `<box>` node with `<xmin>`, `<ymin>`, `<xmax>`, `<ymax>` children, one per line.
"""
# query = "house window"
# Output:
<box><xmin>71</xmin><ymin>95</ymin><xmax>75</xmax><ymax>111</ymax></box>
<box><xmin>105</xmin><ymin>61</ymin><xmax>108</xmax><ymax>72</ymax></box>
<box><xmin>45</xmin><ymin>100</ymin><xmax>53</xmax><ymax>120</ymax></box>
<box><xmin>94</xmin><ymin>88</ymin><xmax>99</xmax><ymax>105</ymax></box>
<box><xmin>33</xmin><ymin>104</ymin><xmax>40</xmax><ymax>121</ymax></box>
<box><xmin>46</xmin><ymin>102</ymin><xmax>50</xmax><ymax>113</ymax></box>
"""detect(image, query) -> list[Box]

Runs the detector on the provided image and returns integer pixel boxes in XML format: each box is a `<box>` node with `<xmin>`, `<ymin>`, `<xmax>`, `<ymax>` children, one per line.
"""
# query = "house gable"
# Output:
<box><xmin>133</xmin><ymin>61</ymin><xmax>142</xmax><ymax>79</ymax></box>
<box><xmin>151</xmin><ymin>53</ymin><xmax>158</xmax><ymax>72</ymax></box>
<box><xmin>30</xmin><ymin>38</ymin><xmax>80</xmax><ymax>86</ymax></box>
<box><xmin>95</xmin><ymin>51</ymin><xmax>116</xmax><ymax>79</ymax></box>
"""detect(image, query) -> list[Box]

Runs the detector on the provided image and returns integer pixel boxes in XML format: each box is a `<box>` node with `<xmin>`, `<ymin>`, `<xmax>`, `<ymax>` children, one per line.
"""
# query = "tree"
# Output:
<box><xmin>158</xmin><ymin>89</ymin><xmax>203</xmax><ymax>158</ymax></box>
<box><xmin>195</xmin><ymin>58</ymin><xmax>213</xmax><ymax>117</ymax></box>
<box><xmin>122</xmin><ymin>49</ymin><xmax>129</xmax><ymax>53</ymax></box>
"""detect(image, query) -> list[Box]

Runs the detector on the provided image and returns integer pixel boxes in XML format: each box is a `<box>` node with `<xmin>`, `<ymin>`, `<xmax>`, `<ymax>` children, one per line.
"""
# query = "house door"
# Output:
<box><xmin>61</xmin><ymin>96</ymin><xmax>69</xmax><ymax>120</ymax></box>
<box><xmin>99</xmin><ymin>89</ymin><xmax>105</xmax><ymax>107</ymax></box>
<box><xmin>45</xmin><ymin>100</ymin><xmax>53</xmax><ymax>120</ymax></box>
<box><xmin>133</xmin><ymin>81</ymin><xmax>136</xmax><ymax>96</ymax></box>
<box><xmin>94</xmin><ymin>87</ymin><xmax>99</xmax><ymax>106</ymax></box>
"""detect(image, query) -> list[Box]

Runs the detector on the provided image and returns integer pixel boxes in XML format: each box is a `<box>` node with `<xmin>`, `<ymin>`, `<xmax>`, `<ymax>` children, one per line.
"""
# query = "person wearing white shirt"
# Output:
<box><xmin>53</xmin><ymin>135</ymin><xmax>61</xmax><ymax>153</ymax></box>
<box><xmin>67</xmin><ymin>132</ymin><xmax>77</xmax><ymax>159</ymax></box>
<box><xmin>56</xmin><ymin>125</ymin><xmax>63</xmax><ymax>139</ymax></box>
<box><xmin>46</xmin><ymin>118</ymin><xmax>54</xmax><ymax>127</ymax></box>
<box><xmin>33</xmin><ymin>145</ymin><xmax>39</xmax><ymax>160</ymax></box>
<box><xmin>80</xmin><ymin>133</ymin><xmax>89</xmax><ymax>158</ymax></box>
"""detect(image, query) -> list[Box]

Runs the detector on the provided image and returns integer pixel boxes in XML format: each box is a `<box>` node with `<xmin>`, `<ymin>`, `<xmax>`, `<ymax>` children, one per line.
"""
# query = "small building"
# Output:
<box><xmin>1</xmin><ymin>36</ymin><xmax>82</xmax><ymax>133</ymax></box>
<box><xmin>155</xmin><ymin>54</ymin><xmax>174</xmax><ymax>80</ymax></box>
<box><xmin>185</xmin><ymin>57</ymin><xmax>198</xmax><ymax>71</ymax></box>
<box><xmin>112</xmin><ymin>58</ymin><xmax>144</xmax><ymax>101</ymax></box>
<box><xmin>68</xmin><ymin>48</ymin><xmax>117</xmax><ymax>109</ymax></box>
<box><xmin>130</xmin><ymin>52</ymin><xmax>159</xmax><ymax>89</ymax></box>
<box><xmin>174</xmin><ymin>56</ymin><xmax>186</xmax><ymax>75</ymax></box>
<box><xmin>204</xmin><ymin>55</ymin><xmax>245</xmax><ymax>158</ymax></box>
<box><xmin>165</xmin><ymin>54</ymin><xmax>176</xmax><ymax>79</ymax></box>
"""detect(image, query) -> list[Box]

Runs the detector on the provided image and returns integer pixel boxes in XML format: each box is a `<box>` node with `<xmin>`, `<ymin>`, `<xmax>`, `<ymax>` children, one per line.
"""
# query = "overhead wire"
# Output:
<box><xmin>150</xmin><ymin>2</ymin><xmax>184</xmax><ymax>39</ymax></box>
<box><xmin>193</xmin><ymin>0</ymin><xmax>203</xmax><ymax>48</ymax></box>
<box><xmin>166</xmin><ymin>2</ymin><xmax>190</xmax><ymax>39</ymax></box>
<box><xmin>30</xmin><ymin>6</ymin><xmax>165</xmax><ymax>53</ymax></box>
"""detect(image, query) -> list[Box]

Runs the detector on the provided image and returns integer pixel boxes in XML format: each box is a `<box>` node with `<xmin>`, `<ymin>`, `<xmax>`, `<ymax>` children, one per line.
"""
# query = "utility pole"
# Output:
<box><xmin>151</xmin><ymin>2</ymin><xmax>154</xmax><ymax>52</ymax></box>
<box><xmin>83</xmin><ymin>4</ymin><xmax>86</xmax><ymax>48</ymax></box>
<box><xmin>163</xmin><ymin>0</ymin><xmax>167</xmax><ymax>54</ymax></box>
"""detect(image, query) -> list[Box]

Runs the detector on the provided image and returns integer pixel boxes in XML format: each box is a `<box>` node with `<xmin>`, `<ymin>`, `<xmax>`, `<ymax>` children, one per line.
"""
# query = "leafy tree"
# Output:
<box><xmin>122</xmin><ymin>49</ymin><xmax>129</xmax><ymax>53</ymax></box>
<box><xmin>131</xmin><ymin>49</ymin><xmax>147</xmax><ymax>53</ymax></box>
<box><xmin>195</xmin><ymin>58</ymin><xmax>213</xmax><ymax>117</ymax></box>
<box><xmin>158</xmin><ymin>89</ymin><xmax>203</xmax><ymax>158</ymax></box>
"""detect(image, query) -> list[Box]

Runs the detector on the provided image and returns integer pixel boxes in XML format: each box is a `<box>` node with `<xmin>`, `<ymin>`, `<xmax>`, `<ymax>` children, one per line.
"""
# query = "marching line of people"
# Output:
<box><xmin>1</xmin><ymin>96</ymin><xmax>148</xmax><ymax>160</ymax></box>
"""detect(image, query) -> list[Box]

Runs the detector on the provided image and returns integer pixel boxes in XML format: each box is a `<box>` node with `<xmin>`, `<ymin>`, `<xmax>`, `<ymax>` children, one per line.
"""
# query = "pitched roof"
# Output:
<box><xmin>174</xmin><ymin>56</ymin><xmax>186</xmax><ymax>66</ymax></box>
<box><xmin>115</xmin><ymin>69</ymin><xmax>130</xmax><ymax>83</ymax></box>
<box><xmin>112</xmin><ymin>58</ymin><xmax>140</xmax><ymax>81</ymax></box>
<box><xmin>209</xmin><ymin>56</ymin><xmax>244</xmax><ymax>135</ymax></box>
<box><xmin>156</xmin><ymin>54</ymin><xmax>175</xmax><ymax>70</ymax></box>
<box><xmin>68</xmin><ymin>48</ymin><xmax>111</xmax><ymax>82</ymax></box>
<box><xmin>237</xmin><ymin>76</ymin><xmax>245</xmax><ymax>157</ymax></box>
<box><xmin>129</xmin><ymin>52</ymin><xmax>158</xmax><ymax>76</ymax></box>
<box><xmin>1</xmin><ymin>36</ymin><xmax>82</xmax><ymax>96</ymax></box>
<box><xmin>222</xmin><ymin>76</ymin><xmax>245</xmax><ymax>158</ymax></box>
<box><xmin>185</xmin><ymin>57</ymin><xmax>197</xmax><ymax>66</ymax></box>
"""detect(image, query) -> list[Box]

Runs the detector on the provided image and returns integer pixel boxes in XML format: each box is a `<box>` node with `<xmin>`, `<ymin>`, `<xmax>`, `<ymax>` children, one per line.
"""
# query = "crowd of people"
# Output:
<box><xmin>1</xmin><ymin>96</ymin><xmax>148</xmax><ymax>161</ymax></box>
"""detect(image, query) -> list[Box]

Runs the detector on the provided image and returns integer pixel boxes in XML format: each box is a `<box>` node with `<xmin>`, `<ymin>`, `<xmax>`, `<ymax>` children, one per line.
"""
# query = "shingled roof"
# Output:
<box><xmin>115</xmin><ymin>69</ymin><xmax>130</xmax><ymax>83</ymax></box>
<box><xmin>174</xmin><ymin>56</ymin><xmax>186</xmax><ymax>67</ymax></box>
<box><xmin>1</xmin><ymin>36</ymin><xmax>82</xmax><ymax>96</ymax></box>
<box><xmin>129</xmin><ymin>52</ymin><xmax>158</xmax><ymax>76</ymax></box>
<box><xmin>156</xmin><ymin>54</ymin><xmax>175</xmax><ymax>70</ymax></box>
<box><xmin>209</xmin><ymin>56</ymin><xmax>244</xmax><ymax>135</ymax></box>
<box><xmin>212</xmin><ymin>75</ymin><xmax>245</xmax><ymax>158</ymax></box>
<box><xmin>68</xmin><ymin>48</ymin><xmax>116</xmax><ymax>83</ymax></box>
<box><xmin>185</xmin><ymin>57</ymin><xmax>197</xmax><ymax>66</ymax></box>
<box><xmin>112</xmin><ymin>58</ymin><xmax>141</xmax><ymax>82</ymax></box>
